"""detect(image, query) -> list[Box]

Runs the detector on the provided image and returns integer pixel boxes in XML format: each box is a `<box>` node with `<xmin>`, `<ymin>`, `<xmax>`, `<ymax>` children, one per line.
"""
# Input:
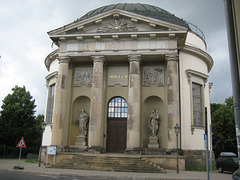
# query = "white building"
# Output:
<box><xmin>42</xmin><ymin>3</ymin><xmax>213</xmax><ymax>170</ymax></box>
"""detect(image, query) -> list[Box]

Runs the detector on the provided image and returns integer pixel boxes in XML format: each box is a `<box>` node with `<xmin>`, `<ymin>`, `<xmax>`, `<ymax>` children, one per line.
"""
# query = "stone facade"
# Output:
<box><xmin>42</xmin><ymin>3</ymin><xmax>213</xmax><ymax>169</ymax></box>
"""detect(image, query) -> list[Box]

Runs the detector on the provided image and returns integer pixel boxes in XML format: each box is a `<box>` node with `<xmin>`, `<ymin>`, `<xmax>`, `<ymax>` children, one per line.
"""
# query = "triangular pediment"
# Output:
<box><xmin>48</xmin><ymin>9</ymin><xmax>188</xmax><ymax>38</ymax></box>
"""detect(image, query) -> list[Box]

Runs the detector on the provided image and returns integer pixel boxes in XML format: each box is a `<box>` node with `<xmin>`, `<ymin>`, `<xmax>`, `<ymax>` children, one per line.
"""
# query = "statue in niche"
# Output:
<box><xmin>77</xmin><ymin>108</ymin><xmax>89</xmax><ymax>136</ymax></box>
<box><xmin>148</xmin><ymin>109</ymin><xmax>160</xmax><ymax>137</ymax></box>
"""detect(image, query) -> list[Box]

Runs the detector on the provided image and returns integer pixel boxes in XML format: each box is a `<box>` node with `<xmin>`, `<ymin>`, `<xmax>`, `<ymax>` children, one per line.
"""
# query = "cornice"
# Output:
<box><xmin>45</xmin><ymin>49</ymin><xmax>59</xmax><ymax>71</ymax></box>
<box><xmin>48</xmin><ymin>30</ymin><xmax>187</xmax><ymax>44</ymax></box>
<box><xmin>45</xmin><ymin>71</ymin><xmax>58</xmax><ymax>81</ymax></box>
<box><xmin>182</xmin><ymin>45</ymin><xmax>213</xmax><ymax>72</ymax></box>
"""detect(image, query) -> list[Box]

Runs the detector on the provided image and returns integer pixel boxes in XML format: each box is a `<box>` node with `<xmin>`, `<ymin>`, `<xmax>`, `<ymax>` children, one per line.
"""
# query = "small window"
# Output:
<box><xmin>192</xmin><ymin>83</ymin><xmax>203</xmax><ymax>126</ymax></box>
<box><xmin>108</xmin><ymin>97</ymin><xmax>127</xmax><ymax>118</ymax></box>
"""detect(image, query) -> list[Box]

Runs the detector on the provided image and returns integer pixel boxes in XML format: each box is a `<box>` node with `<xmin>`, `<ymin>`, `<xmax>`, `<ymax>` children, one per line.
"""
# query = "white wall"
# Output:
<box><xmin>42</xmin><ymin>125</ymin><xmax>52</xmax><ymax>146</ymax></box>
<box><xmin>185</xmin><ymin>31</ymin><xmax>206</xmax><ymax>51</ymax></box>
<box><xmin>180</xmin><ymin>32</ymin><xmax>211</xmax><ymax>150</ymax></box>
<box><xmin>49</xmin><ymin>59</ymin><xmax>59</xmax><ymax>73</ymax></box>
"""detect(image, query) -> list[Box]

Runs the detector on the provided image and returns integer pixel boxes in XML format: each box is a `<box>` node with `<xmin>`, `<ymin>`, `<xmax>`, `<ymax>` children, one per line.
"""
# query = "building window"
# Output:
<box><xmin>46</xmin><ymin>84</ymin><xmax>55</xmax><ymax>124</ymax></box>
<box><xmin>192</xmin><ymin>83</ymin><xmax>203</xmax><ymax>126</ymax></box>
<box><xmin>108</xmin><ymin>97</ymin><xmax>127</xmax><ymax>118</ymax></box>
<box><xmin>186</xmin><ymin>69</ymin><xmax>208</xmax><ymax>130</ymax></box>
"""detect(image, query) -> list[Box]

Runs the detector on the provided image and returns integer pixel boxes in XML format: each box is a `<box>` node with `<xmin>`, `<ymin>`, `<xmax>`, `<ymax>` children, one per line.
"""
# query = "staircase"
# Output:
<box><xmin>49</xmin><ymin>154</ymin><xmax>165</xmax><ymax>173</ymax></box>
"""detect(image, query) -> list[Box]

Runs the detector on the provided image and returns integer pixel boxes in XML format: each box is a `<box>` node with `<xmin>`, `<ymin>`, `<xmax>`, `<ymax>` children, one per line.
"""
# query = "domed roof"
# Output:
<box><xmin>78</xmin><ymin>3</ymin><xmax>189</xmax><ymax>28</ymax></box>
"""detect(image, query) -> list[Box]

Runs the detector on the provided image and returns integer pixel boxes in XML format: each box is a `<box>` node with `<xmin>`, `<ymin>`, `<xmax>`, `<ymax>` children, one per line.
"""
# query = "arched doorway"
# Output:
<box><xmin>106</xmin><ymin>97</ymin><xmax>127</xmax><ymax>153</ymax></box>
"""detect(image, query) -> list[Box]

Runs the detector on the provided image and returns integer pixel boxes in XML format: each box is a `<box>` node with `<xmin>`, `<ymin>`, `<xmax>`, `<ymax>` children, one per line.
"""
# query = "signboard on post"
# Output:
<box><xmin>14</xmin><ymin>137</ymin><xmax>27</xmax><ymax>169</ymax></box>
<box><xmin>16</xmin><ymin>137</ymin><xmax>26</xmax><ymax>148</ymax></box>
<box><xmin>46</xmin><ymin>146</ymin><xmax>57</xmax><ymax>165</ymax></box>
<box><xmin>46</xmin><ymin>146</ymin><xmax>56</xmax><ymax>155</ymax></box>
<box><xmin>204</xmin><ymin>134</ymin><xmax>207</xmax><ymax>148</ymax></box>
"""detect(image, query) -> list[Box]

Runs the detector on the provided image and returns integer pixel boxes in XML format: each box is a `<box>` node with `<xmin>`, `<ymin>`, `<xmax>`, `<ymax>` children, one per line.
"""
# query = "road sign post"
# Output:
<box><xmin>13</xmin><ymin>137</ymin><xmax>26</xmax><ymax>170</ymax></box>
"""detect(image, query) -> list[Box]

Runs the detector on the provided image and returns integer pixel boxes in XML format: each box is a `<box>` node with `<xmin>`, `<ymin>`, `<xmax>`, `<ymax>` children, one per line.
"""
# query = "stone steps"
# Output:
<box><xmin>49</xmin><ymin>154</ymin><xmax>165</xmax><ymax>173</ymax></box>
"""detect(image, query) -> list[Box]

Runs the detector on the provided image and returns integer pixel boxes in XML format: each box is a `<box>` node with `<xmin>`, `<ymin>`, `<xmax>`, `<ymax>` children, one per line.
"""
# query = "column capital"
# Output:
<box><xmin>165</xmin><ymin>53</ymin><xmax>179</xmax><ymax>62</ymax></box>
<box><xmin>128</xmin><ymin>54</ymin><xmax>141</xmax><ymax>62</ymax></box>
<box><xmin>91</xmin><ymin>56</ymin><xmax>105</xmax><ymax>63</ymax></box>
<box><xmin>58</xmin><ymin>57</ymin><xmax>70</xmax><ymax>64</ymax></box>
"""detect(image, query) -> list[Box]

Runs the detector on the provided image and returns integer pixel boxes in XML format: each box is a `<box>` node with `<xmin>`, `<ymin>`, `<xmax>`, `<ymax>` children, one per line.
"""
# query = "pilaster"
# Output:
<box><xmin>88</xmin><ymin>56</ymin><xmax>105</xmax><ymax>151</ymax></box>
<box><xmin>166</xmin><ymin>53</ymin><xmax>180</xmax><ymax>149</ymax></box>
<box><xmin>126</xmin><ymin>55</ymin><xmax>141</xmax><ymax>151</ymax></box>
<box><xmin>51</xmin><ymin>57</ymin><xmax>70</xmax><ymax>146</ymax></box>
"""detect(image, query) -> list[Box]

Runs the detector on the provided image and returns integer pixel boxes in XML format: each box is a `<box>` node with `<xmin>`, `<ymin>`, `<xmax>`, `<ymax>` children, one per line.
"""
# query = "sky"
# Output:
<box><xmin>0</xmin><ymin>0</ymin><xmax>232</xmax><ymax>116</ymax></box>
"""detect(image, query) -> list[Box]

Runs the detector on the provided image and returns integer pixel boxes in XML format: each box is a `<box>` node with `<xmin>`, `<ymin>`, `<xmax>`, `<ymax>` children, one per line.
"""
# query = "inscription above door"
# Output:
<box><xmin>108</xmin><ymin>66</ymin><xmax>128</xmax><ymax>87</ymax></box>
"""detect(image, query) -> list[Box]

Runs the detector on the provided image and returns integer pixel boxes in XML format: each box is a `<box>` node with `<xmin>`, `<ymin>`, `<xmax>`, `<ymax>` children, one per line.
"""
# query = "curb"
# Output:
<box><xmin>0</xmin><ymin>168</ymin><xmax>185</xmax><ymax>180</ymax></box>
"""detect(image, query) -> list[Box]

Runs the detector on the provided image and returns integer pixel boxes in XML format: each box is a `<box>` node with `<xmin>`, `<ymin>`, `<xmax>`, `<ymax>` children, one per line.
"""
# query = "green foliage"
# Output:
<box><xmin>24</xmin><ymin>159</ymin><xmax>38</xmax><ymax>163</ymax></box>
<box><xmin>25</xmin><ymin>153</ymin><xmax>39</xmax><ymax>163</ymax></box>
<box><xmin>211</xmin><ymin>96</ymin><xmax>237</xmax><ymax>158</ymax></box>
<box><xmin>0</xmin><ymin>85</ymin><xmax>44</xmax><ymax>157</ymax></box>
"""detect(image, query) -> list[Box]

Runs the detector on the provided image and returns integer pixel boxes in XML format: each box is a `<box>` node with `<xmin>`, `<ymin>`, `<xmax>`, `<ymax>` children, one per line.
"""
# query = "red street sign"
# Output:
<box><xmin>16</xmin><ymin>137</ymin><xmax>26</xmax><ymax>148</ymax></box>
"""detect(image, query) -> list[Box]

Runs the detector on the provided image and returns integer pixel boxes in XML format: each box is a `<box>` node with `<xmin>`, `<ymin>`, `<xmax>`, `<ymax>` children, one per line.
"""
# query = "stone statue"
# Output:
<box><xmin>148</xmin><ymin>109</ymin><xmax>160</xmax><ymax>137</ymax></box>
<box><xmin>77</xmin><ymin>108</ymin><xmax>89</xmax><ymax>136</ymax></box>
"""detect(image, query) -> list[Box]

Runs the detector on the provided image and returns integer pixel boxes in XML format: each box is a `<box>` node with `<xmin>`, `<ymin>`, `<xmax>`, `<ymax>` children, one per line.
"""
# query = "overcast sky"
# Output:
<box><xmin>0</xmin><ymin>0</ymin><xmax>231</xmax><ymax>116</ymax></box>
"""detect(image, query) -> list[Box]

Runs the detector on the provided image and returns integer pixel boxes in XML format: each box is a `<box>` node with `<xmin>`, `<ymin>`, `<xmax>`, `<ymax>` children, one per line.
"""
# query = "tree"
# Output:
<box><xmin>211</xmin><ymin>96</ymin><xmax>237</xmax><ymax>158</ymax></box>
<box><xmin>33</xmin><ymin>114</ymin><xmax>44</xmax><ymax>145</ymax></box>
<box><xmin>0</xmin><ymin>86</ymin><xmax>43</xmax><ymax>151</ymax></box>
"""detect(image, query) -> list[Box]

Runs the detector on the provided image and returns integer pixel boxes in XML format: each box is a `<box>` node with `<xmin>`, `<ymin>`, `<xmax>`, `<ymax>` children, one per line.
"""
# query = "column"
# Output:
<box><xmin>51</xmin><ymin>57</ymin><xmax>70</xmax><ymax>146</ymax></box>
<box><xmin>88</xmin><ymin>56</ymin><xmax>104</xmax><ymax>151</ymax></box>
<box><xmin>127</xmin><ymin>55</ymin><xmax>141</xmax><ymax>150</ymax></box>
<box><xmin>166</xmin><ymin>53</ymin><xmax>180</xmax><ymax>149</ymax></box>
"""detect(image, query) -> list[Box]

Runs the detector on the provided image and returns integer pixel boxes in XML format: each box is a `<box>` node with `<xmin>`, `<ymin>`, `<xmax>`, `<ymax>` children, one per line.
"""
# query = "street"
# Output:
<box><xmin>0</xmin><ymin>170</ymin><xmax>108</xmax><ymax>180</ymax></box>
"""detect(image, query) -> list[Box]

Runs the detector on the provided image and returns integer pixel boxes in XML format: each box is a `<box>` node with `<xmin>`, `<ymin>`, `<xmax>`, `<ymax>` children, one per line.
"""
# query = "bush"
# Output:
<box><xmin>0</xmin><ymin>144</ymin><xmax>40</xmax><ymax>158</ymax></box>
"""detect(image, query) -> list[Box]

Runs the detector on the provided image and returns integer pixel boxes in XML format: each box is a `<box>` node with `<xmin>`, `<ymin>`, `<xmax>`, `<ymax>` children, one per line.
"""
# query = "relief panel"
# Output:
<box><xmin>143</xmin><ymin>66</ymin><xmax>164</xmax><ymax>87</ymax></box>
<box><xmin>74</xmin><ymin>68</ymin><xmax>93</xmax><ymax>87</ymax></box>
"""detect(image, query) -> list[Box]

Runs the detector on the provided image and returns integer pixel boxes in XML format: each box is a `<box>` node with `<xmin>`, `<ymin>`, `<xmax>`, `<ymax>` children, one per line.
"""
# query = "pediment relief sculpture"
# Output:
<box><xmin>97</xmin><ymin>19</ymin><xmax>137</xmax><ymax>33</ymax></box>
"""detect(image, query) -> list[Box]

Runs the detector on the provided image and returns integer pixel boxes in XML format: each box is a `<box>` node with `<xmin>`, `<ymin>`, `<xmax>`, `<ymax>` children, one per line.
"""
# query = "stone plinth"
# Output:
<box><xmin>75</xmin><ymin>135</ymin><xmax>87</xmax><ymax>149</ymax></box>
<box><xmin>148</xmin><ymin>136</ymin><xmax>159</xmax><ymax>149</ymax></box>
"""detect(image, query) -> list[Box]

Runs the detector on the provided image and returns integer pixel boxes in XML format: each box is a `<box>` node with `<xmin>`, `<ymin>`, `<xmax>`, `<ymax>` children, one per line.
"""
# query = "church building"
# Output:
<box><xmin>42</xmin><ymin>3</ymin><xmax>213</xmax><ymax>170</ymax></box>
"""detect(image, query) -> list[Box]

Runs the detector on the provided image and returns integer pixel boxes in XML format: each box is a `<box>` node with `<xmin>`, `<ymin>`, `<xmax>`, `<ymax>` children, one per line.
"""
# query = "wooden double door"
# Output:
<box><xmin>106</xmin><ymin>118</ymin><xmax>127</xmax><ymax>153</ymax></box>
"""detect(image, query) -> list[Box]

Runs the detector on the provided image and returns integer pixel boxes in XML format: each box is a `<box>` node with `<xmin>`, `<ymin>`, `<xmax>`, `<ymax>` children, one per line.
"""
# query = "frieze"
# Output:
<box><xmin>143</xmin><ymin>67</ymin><xmax>164</xmax><ymax>87</ymax></box>
<box><xmin>74</xmin><ymin>68</ymin><xmax>93</xmax><ymax>87</ymax></box>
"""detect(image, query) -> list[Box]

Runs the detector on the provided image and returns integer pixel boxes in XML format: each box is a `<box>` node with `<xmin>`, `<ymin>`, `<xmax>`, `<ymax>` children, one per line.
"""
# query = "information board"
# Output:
<box><xmin>46</xmin><ymin>146</ymin><xmax>56</xmax><ymax>155</ymax></box>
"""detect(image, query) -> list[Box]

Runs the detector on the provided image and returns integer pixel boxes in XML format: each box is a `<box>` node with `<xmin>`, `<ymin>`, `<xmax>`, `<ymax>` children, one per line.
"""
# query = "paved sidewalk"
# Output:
<box><xmin>0</xmin><ymin>159</ymin><xmax>232</xmax><ymax>180</ymax></box>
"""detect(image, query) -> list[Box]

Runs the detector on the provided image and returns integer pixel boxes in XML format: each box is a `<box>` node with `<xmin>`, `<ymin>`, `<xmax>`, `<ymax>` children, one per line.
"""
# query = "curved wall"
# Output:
<box><xmin>49</xmin><ymin>59</ymin><xmax>59</xmax><ymax>73</ymax></box>
<box><xmin>185</xmin><ymin>31</ymin><xmax>206</xmax><ymax>51</ymax></box>
<box><xmin>180</xmin><ymin>32</ymin><xmax>211</xmax><ymax>150</ymax></box>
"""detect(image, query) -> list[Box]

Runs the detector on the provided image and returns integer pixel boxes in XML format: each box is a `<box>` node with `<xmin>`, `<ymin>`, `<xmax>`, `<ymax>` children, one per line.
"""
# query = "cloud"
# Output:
<box><xmin>0</xmin><ymin>0</ymin><xmax>232</xmax><ymax>116</ymax></box>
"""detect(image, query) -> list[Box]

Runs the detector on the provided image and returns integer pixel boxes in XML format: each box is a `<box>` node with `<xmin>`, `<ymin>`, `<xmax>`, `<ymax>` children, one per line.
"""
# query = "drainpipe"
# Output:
<box><xmin>178</xmin><ymin>50</ymin><xmax>182</xmax><ymax>149</ymax></box>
